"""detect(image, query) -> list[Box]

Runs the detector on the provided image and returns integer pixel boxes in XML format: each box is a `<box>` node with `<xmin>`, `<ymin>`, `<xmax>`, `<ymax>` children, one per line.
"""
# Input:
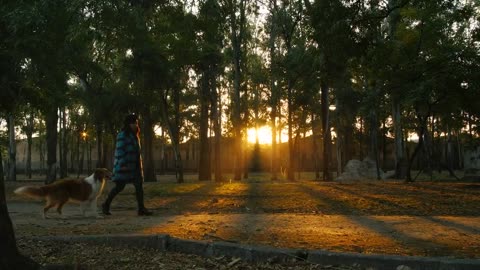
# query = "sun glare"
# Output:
<box><xmin>247</xmin><ymin>126</ymin><xmax>290</xmax><ymax>145</ymax></box>
<box><xmin>247</xmin><ymin>126</ymin><xmax>272</xmax><ymax>144</ymax></box>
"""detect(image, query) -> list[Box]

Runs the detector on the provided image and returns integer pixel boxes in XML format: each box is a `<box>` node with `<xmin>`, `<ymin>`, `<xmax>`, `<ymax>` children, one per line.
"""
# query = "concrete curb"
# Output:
<box><xmin>30</xmin><ymin>234</ymin><xmax>480</xmax><ymax>270</ymax></box>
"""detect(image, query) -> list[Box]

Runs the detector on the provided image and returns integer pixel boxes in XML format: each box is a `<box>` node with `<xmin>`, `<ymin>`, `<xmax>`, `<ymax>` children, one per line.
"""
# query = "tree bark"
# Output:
<box><xmin>0</xmin><ymin>167</ymin><xmax>38</xmax><ymax>269</ymax></box>
<box><xmin>388</xmin><ymin>0</ymin><xmax>406</xmax><ymax>179</ymax></box>
<box><xmin>95</xmin><ymin>121</ymin><xmax>103</xmax><ymax>168</ymax></box>
<box><xmin>60</xmin><ymin>108</ymin><xmax>68</xmax><ymax>178</ymax></box>
<box><xmin>368</xmin><ymin>109</ymin><xmax>381</xmax><ymax>180</ymax></box>
<box><xmin>198</xmin><ymin>72</ymin><xmax>211</xmax><ymax>181</ymax></box>
<box><xmin>228</xmin><ymin>0</ymin><xmax>246</xmax><ymax>181</ymax></box>
<box><xmin>312</xmin><ymin>113</ymin><xmax>321</xmax><ymax>180</ymax></box>
<box><xmin>210</xmin><ymin>72</ymin><xmax>223</xmax><ymax>182</ymax></box>
<box><xmin>392</xmin><ymin>99</ymin><xmax>406</xmax><ymax>178</ymax></box>
<box><xmin>321</xmin><ymin>80</ymin><xmax>331</xmax><ymax>181</ymax></box>
<box><xmin>7</xmin><ymin>114</ymin><xmax>16</xmax><ymax>182</ymax></box>
<box><xmin>45</xmin><ymin>108</ymin><xmax>58</xmax><ymax>184</ymax></box>
<box><xmin>142</xmin><ymin>109</ymin><xmax>156</xmax><ymax>182</ymax></box>
<box><xmin>269</xmin><ymin>0</ymin><xmax>279</xmax><ymax>181</ymax></box>
<box><xmin>160</xmin><ymin>91</ymin><xmax>184</xmax><ymax>183</ymax></box>
<box><xmin>25</xmin><ymin>111</ymin><xmax>34</xmax><ymax>179</ymax></box>
<box><xmin>287</xmin><ymin>80</ymin><xmax>295</xmax><ymax>181</ymax></box>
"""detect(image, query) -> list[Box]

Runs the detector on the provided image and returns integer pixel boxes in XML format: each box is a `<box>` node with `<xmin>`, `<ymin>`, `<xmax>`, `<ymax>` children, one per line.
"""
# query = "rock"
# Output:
<box><xmin>336</xmin><ymin>158</ymin><xmax>385</xmax><ymax>182</ymax></box>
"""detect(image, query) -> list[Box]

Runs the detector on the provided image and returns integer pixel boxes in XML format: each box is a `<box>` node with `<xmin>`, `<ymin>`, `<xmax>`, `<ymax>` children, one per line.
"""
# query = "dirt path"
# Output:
<box><xmin>9</xmin><ymin>201</ymin><xmax>480</xmax><ymax>259</ymax></box>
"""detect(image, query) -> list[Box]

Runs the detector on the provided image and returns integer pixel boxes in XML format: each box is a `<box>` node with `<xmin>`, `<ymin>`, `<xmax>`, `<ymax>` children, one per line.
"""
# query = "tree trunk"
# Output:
<box><xmin>447</xmin><ymin>124</ymin><xmax>454</xmax><ymax>177</ymax></box>
<box><xmin>389</xmin><ymin>0</ymin><xmax>406</xmax><ymax>179</ymax></box>
<box><xmin>321</xmin><ymin>80</ymin><xmax>331</xmax><ymax>181</ymax></box>
<box><xmin>210</xmin><ymin>72</ymin><xmax>223</xmax><ymax>182</ymax></box>
<box><xmin>268</xmin><ymin>1</ymin><xmax>279</xmax><ymax>181</ymax></box>
<box><xmin>159</xmin><ymin>128</ymin><xmax>166</xmax><ymax>175</ymax></box>
<box><xmin>0</xmin><ymin>145</ymin><xmax>4</xmax><ymax>183</ymax></box>
<box><xmin>95</xmin><ymin>121</ymin><xmax>103</xmax><ymax>168</ymax></box>
<box><xmin>456</xmin><ymin>130</ymin><xmax>463</xmax><ymax>170</ymax></box>
<box><xmin>142</xmin><ymin>110</ymin><xmax>156</xmax><ymax>182</ymax></box>
<box><xmin>382</xmin><ymin>117</ymin><xmax>387</xmax><ymax>169</ymax></box>
<box><xmin>392</xmin><ymin>100</ymin><xmax>406</xmax><ymax>178</ymax></box>
<box><xmin>229</xmin><ymin>0</ymin><xmax>246</xmax><ymax>181</ymax></box>
<box><xmin>368</xmin><ymin>110</ymin><xmax>381</xmax><ymax>180</ymax></box>
<box><xmin>77</xmin><ymin>134</ymin><xmax>85</xmax><ymax>178</ymax></box>
<box><xmin>0</xmin><ymin>160</ymin><xmax>38</xmax><ymax>269</ymax></box>
<box><xmin>198</xmin><ymin>72</ymin><xmax>211</xmax><ymax>181</ymax></box>
<box><xmin>287</xmin><ymin>80</ymin><xmax>295</xmax><ymax>181</ymax></box>
<box><xmin>7</xmin><ymin>114</ymin><xmax>16</xmax><ymax>182</ymax></box>
<box><xmin>60</xmin><ymin>108</ymin><xmax>68</xmax><ymax>178</ymax></box>
<box><xmin>160</xmin><ymin>91</ymin><xmax>184</xmax><ymax>183</ymax></box>
<box><xmin>312</xmin><ymin>113</ymin><xmax>320</xmax><ymax>180</ymax></box>
<box><xmin>25</xmin><ymin>111</ymin><xmax>34</xmax><ymax>179</ymax></box>
<box><xmin>359</xmin><ymin>117</ymin><xmax>364</xmax><ymax>158</ymax></box>
<box><xmin>45</xmin><ymin>108</ymin><xmax>58</xmax><ymax>184</ymax></box>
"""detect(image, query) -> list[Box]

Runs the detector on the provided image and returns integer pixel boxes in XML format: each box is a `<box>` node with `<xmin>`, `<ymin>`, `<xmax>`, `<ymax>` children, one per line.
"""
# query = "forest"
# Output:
<box><xmin>1</xmin><ymin>0</ymin><xmax>480</xmax><ymax>184</ymax></box>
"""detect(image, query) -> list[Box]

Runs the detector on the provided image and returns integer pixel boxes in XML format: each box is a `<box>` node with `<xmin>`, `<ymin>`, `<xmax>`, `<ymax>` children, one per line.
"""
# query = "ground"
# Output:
<box><xmin>5</xmin><ymin>173</ymin><xmax>480</xmax><ymax>268</ymax></box>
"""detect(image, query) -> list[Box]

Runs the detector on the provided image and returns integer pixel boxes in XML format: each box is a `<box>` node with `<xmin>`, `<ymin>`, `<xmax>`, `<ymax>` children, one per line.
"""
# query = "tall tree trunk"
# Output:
<box><xmin>70</xmin><ymin>132</ymin><xmax>76</xmax><ymax>173</ymax></box>
<box><xmin>160</xmin><ymin>91</ymin><xmax>184</xmax><ymax>183</ymax></box>
<box><xmin>0</xmin><ymin>145</ymin><xmax>4</xmax><ymax>183</ymax></box>
<box><xmin>229</xmin><ymin>0</ymin><xmax>246</xmax><ymax>181</ymax></box>
<box><xmin>95</xmin><ymin>121</ymin><xmax>103</xmax><ymax>168</ymax></box>
<box><xmin>447</xmin><ymin>124</ymin><xmax>454</xmax><ymax>177</ymax></box>
<box><xmin>60</xmin><ymin>108</ymin><xmax>68</xmax><ymax>178</ymax></box>
<box><xmin>456</xmin><ymin>130</ymin><xmax>463</xmax><ymax>170</ymax></box>
<box><xmin>77</xmin><ymin>134</ymin><xmax>85</xmax><ymax>178</ymax></box>
<box><xmin>159</xmin><ymin>128</ymin><xmax>166</xmax><ymax>175</ymax></box>
<box><xmin>368</xmin><ymin>109</ymin><xmax>381</xmax><ymax>180</ymax></box>
<box><xmin>45</xmin><ymin>108</ymin><xmax>58</xmax><ymax>184</ymax></box>
<box><xmin>269</xmin><ymin>1</ymin><xmax>278</xmax><ymax>181</ymax></box>
<box><xmin>392</xmin><ymin>99</ymin><xmax>406</xmax><ymax>178</ymax></box>
<box><xmin>312</xmin><ymin>113</ymin><xmax>320</xmax><ymax>180</ymax></box>
<box><xmin>198</xmin><ymin>73</ymin><xmax>211</xmax><ymax>181</ymax></box>
<box><xmin>359</xmin><ymin>117</ymin><xmax>364</xmax><ymax>158</ymax></box>
<box><xmin>382</xmin><ymin>117</ymin><xmax>387</xmax><ymax>169</ymax></box>
<box><xmin>251</xmin><ymin>85</ymin><xmax>261</xmax><ymax>172</ymax></box>
<box><xmin>25</xmin><ymin>110</ymin><xmax>34</xmax><ymax>179</ymax></box>
<box><xmin>210</xmin><ymin>72</ymin><xmax>223</xmax><ymax>182</ymax></box>
<box><xmin>38</xmin><ymin>125</ymin><xmax>45</xmax><ymax>175</ymax></box>
<box><xmin>321</xmin><ymin>80</ymin><xmax>331</xmax><ymax>181</ymax></box>
<box><xmin>389</xmin><ymin>0</ymin><xmax>406</xmax><ymax>179</ymax></box>
<box><xmin>7</xmin><ymin>114</ymin><xmax>16</xmax><ymax>182</ymax></box>
<box><xmin>0</xmin><ymin>156</ymin><xmax>38</xmax><ymax>269</ymax></box>
<box><xmin>87</xmin><ymin>141</ymin><xmax>92</xmax><ymax>172</ymax></box>
<box><xmin>142</xmin><ymin>110</ymin><xmax>156</xmax><ymax>182</ymax></box>
<box><xmin>26</xmin><ymin>132</ymin><xmax>32</xmax><ymax>179</ymax></box>
<box><xmin>287</xmin><ymin>80</ymin><xmax>295</xmax><ymax>181</ymax></box>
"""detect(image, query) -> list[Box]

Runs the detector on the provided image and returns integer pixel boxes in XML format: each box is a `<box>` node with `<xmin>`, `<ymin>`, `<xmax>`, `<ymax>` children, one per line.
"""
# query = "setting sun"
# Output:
<box><xmin>247</xmin><ymin>126</ymin><xmax>272</xmax><ymax>144</ymax></box>
<box><xmin>247</xmin><ymin>126</ymin><xmax>289</xmax><ymax>144</ymax></box>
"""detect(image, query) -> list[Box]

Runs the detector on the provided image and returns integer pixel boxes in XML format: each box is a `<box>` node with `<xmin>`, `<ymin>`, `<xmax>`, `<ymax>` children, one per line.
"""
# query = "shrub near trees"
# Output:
<box><xmin>1</xmin><ymin>0</ymin><xmax>479</xmax><ymax>268</ymax></box>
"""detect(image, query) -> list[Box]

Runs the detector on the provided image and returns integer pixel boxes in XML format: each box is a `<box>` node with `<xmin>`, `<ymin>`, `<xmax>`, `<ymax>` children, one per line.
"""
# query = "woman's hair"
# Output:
<box><xmin>122</xmin><ymin>114</ymin><xmax>140</xmax><ymax>136</ymax></box>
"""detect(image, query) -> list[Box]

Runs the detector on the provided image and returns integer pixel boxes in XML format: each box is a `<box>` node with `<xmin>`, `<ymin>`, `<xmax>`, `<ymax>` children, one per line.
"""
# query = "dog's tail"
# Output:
<box><xmin>14</xmin><ymin>186</ymin><xmax>46</xmax><ymax>198</ymax></box>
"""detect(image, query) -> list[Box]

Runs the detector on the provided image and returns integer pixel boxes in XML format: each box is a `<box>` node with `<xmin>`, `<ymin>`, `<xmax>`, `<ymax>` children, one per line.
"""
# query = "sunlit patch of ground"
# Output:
<box><xmin>6</xmin><ymin>171</ymin><xmax>480</xmax><ymax>259</ymax></box>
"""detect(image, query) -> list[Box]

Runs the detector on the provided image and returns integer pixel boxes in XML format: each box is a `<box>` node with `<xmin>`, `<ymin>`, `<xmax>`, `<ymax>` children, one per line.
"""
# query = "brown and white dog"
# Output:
<box><xmin>14</xmin><ymin>168</ymin><xmax>111</xmax><ymax>218</ymax></box>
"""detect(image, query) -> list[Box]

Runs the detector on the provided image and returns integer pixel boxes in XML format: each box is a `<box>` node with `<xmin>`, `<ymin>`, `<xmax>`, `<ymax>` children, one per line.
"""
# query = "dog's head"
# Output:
<box><xmin>94</xmin><ymin>168</ymin><xmax>112</xmax><ymax>182</ymax></box>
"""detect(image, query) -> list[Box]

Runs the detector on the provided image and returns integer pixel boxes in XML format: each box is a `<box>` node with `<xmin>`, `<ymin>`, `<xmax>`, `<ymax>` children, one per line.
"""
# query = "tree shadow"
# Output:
<box><xmin>296</xmin><ymin>183</ymin><xmax>462</xmax><ymax>256</ymax></box>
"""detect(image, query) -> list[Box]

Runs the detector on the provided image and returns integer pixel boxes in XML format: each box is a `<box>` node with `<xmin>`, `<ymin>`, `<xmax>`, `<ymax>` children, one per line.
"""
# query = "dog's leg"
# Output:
<box><xmin>43</xmin><ymin>201</ymin><xmax>55</xmax><ymax>219</ymax></box>
<box><xmin>57</xmin><ymin>201</ymin><xmax>67</xmax><ymax>219</ymax></box>
<box><xmin>90</xmin><ymin>198</ymin><xmax>102</xmax><ymax>219</ymax></box>
<box><xmin>79</xmin><ymin>202</ymin><xmax>88</xmax><ymax>216</ymax></box>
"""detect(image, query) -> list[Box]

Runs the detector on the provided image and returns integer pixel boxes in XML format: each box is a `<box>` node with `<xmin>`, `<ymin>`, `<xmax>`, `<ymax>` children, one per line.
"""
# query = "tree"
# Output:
<box><xmin>196</xmin><ymin>0</ymin><xmax>226</xmax><ymax>182</ymax></box>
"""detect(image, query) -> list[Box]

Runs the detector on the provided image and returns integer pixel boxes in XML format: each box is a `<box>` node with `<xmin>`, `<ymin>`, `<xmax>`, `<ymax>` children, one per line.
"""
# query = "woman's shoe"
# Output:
<box><xmin>138</xmin><ymin>208</ymin><xmax>153</xmax><ymax>216</ymax></box>
<box><xmin>102</xmin><ymin>203</ymin><xmax>112</xmax><ymax>215</ymax></box>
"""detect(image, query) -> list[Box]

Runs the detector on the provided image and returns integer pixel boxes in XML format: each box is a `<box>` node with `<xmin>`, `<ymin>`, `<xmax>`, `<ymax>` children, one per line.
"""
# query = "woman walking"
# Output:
<box><xmin>102</xmin><ymin>114</ymin><xmax>153</xmax><ymax>216</ymax></box>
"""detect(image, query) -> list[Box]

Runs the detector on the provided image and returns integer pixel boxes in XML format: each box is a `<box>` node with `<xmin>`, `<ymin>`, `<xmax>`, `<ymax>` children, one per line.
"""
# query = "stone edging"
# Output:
<box><xmin>30</xmin><ymin>234</ymin><xmax>480</xmax><ymax>270</ymax></box>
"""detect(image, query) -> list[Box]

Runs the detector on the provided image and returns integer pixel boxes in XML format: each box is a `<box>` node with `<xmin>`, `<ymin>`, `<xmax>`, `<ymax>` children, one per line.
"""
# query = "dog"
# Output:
<box><xmin>14</xmin><ymin>168</ymin><xmax>111</xmax><ymax>219</ymax></box>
